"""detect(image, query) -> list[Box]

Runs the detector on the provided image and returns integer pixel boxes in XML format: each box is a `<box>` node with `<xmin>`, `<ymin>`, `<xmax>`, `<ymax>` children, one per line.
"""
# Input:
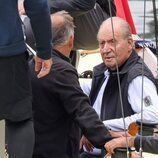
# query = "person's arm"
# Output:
<box><xmin>52</xmin><ymin>66</ymin><xmax>111</xmax><ymax>147</ymax></box>
<box><xmin>24</xmin><ymin>0</ymin><xmax>53</xmax><ymax>78</ymax></box>
<box><xmin>103</xmin><ymin>76</ymin><xmax>158</xmax><ymax>131</ymax></box>
<box><xmin>104</xmin><ymin>136</ymin><xmax>135</xmax><ymax>154</ymax></box>
<box><xmin>19</xmin><ymin>0</ymin><xmax>96</xmax><ymax>17</ymax></box>
<box><xmin>134</xmin><ymin>136</ymin><xmax>158</xmax><ymax>154</ymax></box>
<box><xmin>105</xmin><ymin>135</ymin><xmax>158</xmax><ymax>155</ymax></box>
<box><xmin>48</xmin><ymin>0</ymin><xmax>96</xmax><ymax>17</ymax></box>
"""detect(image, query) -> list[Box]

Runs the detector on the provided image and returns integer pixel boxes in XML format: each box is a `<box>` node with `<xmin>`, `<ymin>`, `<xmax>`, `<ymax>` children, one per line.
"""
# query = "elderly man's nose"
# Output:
<box><xmin>102</xmin><ymin>43</ymin><xmax>111</xmax><ymax>52</ymax></box>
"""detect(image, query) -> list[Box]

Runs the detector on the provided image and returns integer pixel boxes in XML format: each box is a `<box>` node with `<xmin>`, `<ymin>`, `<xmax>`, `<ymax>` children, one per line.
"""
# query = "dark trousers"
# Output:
<box><xmin>5</xmin><ymin>119</ymin><xmax>34</xmax><ymax>158</ymax></box>
<box><xmin>0</xmin><ymin>52</ymin><xmax>32</xmax><ymax>121</ymax></box>
<box><xmin>0</xmin><ymin>52</ymin><xmax>34</xmax><ymax>158</ymax></box>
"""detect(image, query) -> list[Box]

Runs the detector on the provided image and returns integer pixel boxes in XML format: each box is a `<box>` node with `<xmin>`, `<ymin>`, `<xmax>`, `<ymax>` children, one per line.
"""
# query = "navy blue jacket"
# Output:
<box><xmin>0</xmin><ymin>0</ymin><xmax>52</xmax><ymax>59</ymax></box>
<box><xmin>90</xmin><ymin>51</ymin><xmax>157</xmax><ymax>121</ymax></box>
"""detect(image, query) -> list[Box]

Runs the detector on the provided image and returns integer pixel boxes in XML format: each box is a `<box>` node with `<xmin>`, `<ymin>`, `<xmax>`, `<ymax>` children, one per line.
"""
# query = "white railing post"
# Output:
<box><xmin>0</xmin><ymin>120</ymin><xmax>5</xmax><ymax>158</ymax></box>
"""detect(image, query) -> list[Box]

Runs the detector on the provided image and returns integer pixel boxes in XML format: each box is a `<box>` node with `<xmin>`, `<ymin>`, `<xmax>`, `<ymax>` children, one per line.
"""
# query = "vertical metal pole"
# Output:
<box><xmin>152</xmin><ymin>0</ymin><xmax>158</xmax><ymax>73</ymax></box>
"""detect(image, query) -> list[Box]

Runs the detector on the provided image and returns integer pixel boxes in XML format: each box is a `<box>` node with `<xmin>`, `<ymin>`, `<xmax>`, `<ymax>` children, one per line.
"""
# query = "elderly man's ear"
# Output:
<box><xmin>128</xmin><ymin>37</ymin><xmax>134</xmax><ymax>51</ymax></box>
<box><xmin>69</xmin><ymin>35</ymin><xmax>74</xmax><ymax>49</ymax></box>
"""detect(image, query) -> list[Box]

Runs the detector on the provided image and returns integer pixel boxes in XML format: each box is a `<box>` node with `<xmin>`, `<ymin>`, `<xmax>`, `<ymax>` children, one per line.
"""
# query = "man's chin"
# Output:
<box><xmin>106</xmin><ymin>64</ymin><xmax>116</xmax><ymax>71</ymax></box>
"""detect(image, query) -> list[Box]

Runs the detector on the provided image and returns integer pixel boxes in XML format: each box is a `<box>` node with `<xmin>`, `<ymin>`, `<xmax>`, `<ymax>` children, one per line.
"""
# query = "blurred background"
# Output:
<box><xmin>129</xmin><ymin>0</ymin><xmax>158</xmax><ymax>41</ymax></box>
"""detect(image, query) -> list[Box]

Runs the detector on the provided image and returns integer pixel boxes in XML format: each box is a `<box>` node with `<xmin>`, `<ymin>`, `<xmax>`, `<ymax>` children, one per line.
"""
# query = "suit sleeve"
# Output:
<box><xmin>24</xmin><ymin>0</ymin><xmax>52</xmax><ymax>59</ymax></box>
<box><xmin>48</xmin><ymin>0</ymin><xmax>96</xmax><ymax>17</ymax></box>
<box><xmin>134</xmin><ymin>136</ymin><xmax>158</xmax><ymax>154</ymax></box>
<box><xmin>52</xmin><ymin>66</ymin><xmax>111</xmax><ymax>147</ymax></box>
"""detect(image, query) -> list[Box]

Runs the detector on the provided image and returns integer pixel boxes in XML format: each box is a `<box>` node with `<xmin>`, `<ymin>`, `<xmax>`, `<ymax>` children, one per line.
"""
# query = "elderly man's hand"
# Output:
<box><xmin>104</xmin><ymin>136</ymin><xmax>135</xmax><ymax>155</ymax></box>
<box><xmin>109</xmin><ymin>130</ymin><xmax>131</xmax><ymax>137</ymax></box>
<box><xmin>131</xmin><ymin>152</ymin><xmax>143</xmax><ymax>158</ymax></box>
<box><xmin>34</xmin><ymin>56</ymin><xmax>53</xmax><ymax>78</ymax></box>
<box><xmin>105</xmin><ymin>137</ymin><xmax>126</xmax><ymax>154</ymax></box>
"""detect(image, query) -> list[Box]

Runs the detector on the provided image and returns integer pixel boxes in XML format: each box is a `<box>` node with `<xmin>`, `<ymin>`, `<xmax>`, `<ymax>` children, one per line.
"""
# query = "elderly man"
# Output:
<box><xmin>80</xmin><ymin>17</ymin><xmax>158</xmax><ymax>158</ymax></box>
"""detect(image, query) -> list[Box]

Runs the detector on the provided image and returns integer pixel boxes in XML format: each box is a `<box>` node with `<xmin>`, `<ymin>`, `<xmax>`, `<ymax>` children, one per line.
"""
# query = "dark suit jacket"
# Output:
<box><xmin>30</xmin><ymin>49</ymin><xmax>111</xmax><ymax>158</ymax></box>
<box><xmin>135</xmin><ymin>136</ymin><xmax>158</xmax><ymax>154</ymax></box>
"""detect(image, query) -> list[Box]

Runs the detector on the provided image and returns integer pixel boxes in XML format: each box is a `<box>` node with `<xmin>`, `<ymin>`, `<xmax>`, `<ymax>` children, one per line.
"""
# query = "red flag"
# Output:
<box><xmin>114</xmin><ymin>0</ymin><xmax>137</xmax><ymax>34</ymax></box>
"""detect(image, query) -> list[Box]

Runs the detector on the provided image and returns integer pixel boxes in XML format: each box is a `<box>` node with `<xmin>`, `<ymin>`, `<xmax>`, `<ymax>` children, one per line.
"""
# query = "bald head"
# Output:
<box><xmin>51</xmin><ymin>13</ymin><xmax>65</xmax><ymax>28</ymax></box>
<box><xmin>98</xmin><ymin>17</ymin><xmax>132</xmax><ymax>40</ymax></box>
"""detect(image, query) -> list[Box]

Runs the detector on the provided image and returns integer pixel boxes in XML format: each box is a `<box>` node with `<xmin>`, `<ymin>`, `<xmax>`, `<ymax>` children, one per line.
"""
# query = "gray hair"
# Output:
<box><xmin>51</xmin><ymin>11</ymin><xmax>75</xmax><ymax>47</ymax></box>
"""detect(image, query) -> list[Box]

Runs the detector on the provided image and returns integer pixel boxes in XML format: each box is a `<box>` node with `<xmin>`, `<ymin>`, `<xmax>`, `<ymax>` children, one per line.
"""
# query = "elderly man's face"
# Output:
<box><xmin>98</xmin><ymin>25</ymin><xmax>133</xmax><ymax>70</ymax></box>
